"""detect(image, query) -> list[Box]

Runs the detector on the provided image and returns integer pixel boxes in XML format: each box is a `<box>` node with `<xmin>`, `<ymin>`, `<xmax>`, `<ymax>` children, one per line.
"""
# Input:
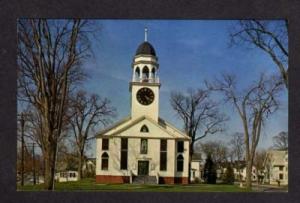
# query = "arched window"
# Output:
<box><xmin>101</xmin><ymin>152</ymin><xmax>109</xmax><ymax>170</ymax></box>
<box><xmin>177</xmin><ymin>154</ymin><xmax>184</xmax><ymax>172</ymax></box>
<box><xmin>142</xmin><ymin>66</ymin><xmax>149</xmax><ymax>81</ymax></box>
<box><xmin>135</xmin><ymin>67</ymin><xmax>140</xmax><ymax>79</ymax></box>
<box><xmin>151</xmin><ymin>68</ymin><xmax>155</xmax><ymax>78</ymax></box>
<box><xmin>140</xmin><ymin>125</ymin><xmax>149</xmax><ymax>133</ymax></box>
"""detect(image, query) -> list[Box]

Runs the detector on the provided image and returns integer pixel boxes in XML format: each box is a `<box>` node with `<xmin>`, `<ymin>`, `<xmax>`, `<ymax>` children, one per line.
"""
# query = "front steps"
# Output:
<box><xmin>132</xmin><ymin>176</ymin><xmax>157</xmax><ymax>184</ymax></box>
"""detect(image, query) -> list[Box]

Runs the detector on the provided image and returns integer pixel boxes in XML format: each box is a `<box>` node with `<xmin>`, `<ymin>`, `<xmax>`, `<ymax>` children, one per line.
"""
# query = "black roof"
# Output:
<box><xmin>135</xmin><ymin>41</ymin><xmax>156</xmax><ymax>56</ymax></box>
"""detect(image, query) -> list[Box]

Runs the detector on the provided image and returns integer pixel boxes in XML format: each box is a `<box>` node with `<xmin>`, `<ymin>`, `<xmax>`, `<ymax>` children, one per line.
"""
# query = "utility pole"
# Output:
<box><xmin>20</xmin><ymin>113</ymin><xmax>25</xmax><ymax>186</ymax></box>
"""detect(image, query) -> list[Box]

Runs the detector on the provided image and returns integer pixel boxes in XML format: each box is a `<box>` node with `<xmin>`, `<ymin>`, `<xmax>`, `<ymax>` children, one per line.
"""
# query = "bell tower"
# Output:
<box><xmin>130</xmin><ymin>28</ymin><xmax>160</xmax><ymax>121</ymax></box>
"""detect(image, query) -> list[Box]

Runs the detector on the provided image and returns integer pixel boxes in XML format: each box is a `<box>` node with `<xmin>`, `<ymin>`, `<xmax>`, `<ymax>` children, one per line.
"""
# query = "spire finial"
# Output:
<box><xmin>144</xmin><ymin>27</ymin><xmax>148</xmax><ymax>42</ymax></box>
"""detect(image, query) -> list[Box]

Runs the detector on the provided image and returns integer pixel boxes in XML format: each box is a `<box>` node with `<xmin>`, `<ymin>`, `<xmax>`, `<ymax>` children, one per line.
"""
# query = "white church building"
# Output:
<box><xmin>96</xmin><ymin>30</ymin><xmax>190</xmax><ymax>184</ymax></box>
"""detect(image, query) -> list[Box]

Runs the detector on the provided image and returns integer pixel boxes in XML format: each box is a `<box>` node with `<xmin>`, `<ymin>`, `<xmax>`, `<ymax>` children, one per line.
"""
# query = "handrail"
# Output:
<box><xmin>132</xmin><ymin>77</ymin><xmax>160</xmax><ymax>83</ymax></box>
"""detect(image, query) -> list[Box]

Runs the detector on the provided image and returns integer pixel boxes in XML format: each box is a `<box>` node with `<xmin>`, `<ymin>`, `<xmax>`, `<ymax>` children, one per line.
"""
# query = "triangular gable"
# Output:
<box><xmin>98</xmin><ymin>115</ymin><xmax>190</xmax><ymax>140</ymax></box>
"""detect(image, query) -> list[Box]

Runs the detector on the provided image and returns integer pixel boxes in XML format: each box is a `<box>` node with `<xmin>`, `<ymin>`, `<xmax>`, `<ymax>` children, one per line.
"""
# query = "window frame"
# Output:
<box><xmin>160</xmin><ymin>139</ymin><xmax>167</xmax><ymax>171</ymax></box>
<box><xmin>101</xmin><ymin>152</ymin><xmax>109</xmax><ymax>170</ymax></box>
<box><xmin>140</xmin><ymin>125</ymin><xmax>149</xmax><ymax>133</ymax></box>
<box><xmin>177</xmin><ymin>141</ymin><xmax>184</xmax><ymax>153</ymax></box>
<box><xmin>120</xmin><ymin>138</ymin><xmax>128</xmax><ymax>170</ymax></box>
<box><xmin>177</xmin><ymin>154</ymin><xmax>184</xmax><ymax>172</ymax></box>
<box><xmin>102</xmin><ymin>138</ymin><xmax>109</xmax><ymax>150</ymax></box>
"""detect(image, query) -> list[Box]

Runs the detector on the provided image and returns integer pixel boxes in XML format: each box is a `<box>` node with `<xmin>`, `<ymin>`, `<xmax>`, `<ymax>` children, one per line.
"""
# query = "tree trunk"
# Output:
<box><xmin>188</xmin><ymin>142</ymin><xmax>194</xmax><ymax>184</ymax></box>
<box><xmin>245</xmin><ymin>160</ymin><xmax>253</xmax><ymax>189</ymax></box>
<box><xmin>43</xmin><ymin>139</ymin><xmax>57</xmax><ymax>190</ymax></box>
<box><xmin>78</xmin><ymin>154</ymin><xmax>84</xmax><ymax>180</ymax></box>
<box><xmin>44</xmin><ymin>149</ymin><xmax>55</xmax><ymax>190</ymax></box>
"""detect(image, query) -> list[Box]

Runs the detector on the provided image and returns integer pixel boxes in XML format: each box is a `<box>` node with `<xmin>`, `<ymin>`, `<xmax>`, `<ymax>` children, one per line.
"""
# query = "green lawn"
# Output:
<box><xmin>17</xmin><ymin>178</ymin><xmax>251</xmax><ymax>192</ymax></box>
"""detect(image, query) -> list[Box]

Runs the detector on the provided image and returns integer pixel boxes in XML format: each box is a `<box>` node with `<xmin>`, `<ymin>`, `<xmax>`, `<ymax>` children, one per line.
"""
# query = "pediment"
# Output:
<box><xmin>97</xmin><ymin>116</ymin><xmax>190</xmax><ymax>140</ymax></box>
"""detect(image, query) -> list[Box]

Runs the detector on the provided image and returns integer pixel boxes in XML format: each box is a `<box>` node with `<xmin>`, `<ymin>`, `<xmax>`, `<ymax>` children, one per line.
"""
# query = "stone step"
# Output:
<box><xmin>132</xmin><ymin>176</ymin><xmax>157</xmax><ymax>184</ymax></box>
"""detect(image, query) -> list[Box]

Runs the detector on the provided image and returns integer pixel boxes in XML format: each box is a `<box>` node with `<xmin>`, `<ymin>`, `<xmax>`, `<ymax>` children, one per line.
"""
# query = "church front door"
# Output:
<box><xmin>138</xmin><ymin>161</ymin><xmax>149</xmax><ymax>176</ymax></box>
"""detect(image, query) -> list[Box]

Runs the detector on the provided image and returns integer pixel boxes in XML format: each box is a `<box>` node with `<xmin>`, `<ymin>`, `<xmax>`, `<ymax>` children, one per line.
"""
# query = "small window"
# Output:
<box><xmin>279</xmin><ymin>173</ymin><xmax>283</xmax><ymax>180</ymax></box>
<box><xmin>177</xmin><ymin>154</ymin><xmax>184</xmax><ymax>172</ymax></box>
<box><xmin>279</xmin><ymin>166</ymin><xmax>283</xmax><ymax>171</ymax></box>
<box><xmin>177</xmin><ymin>141</ymin><xmax>184</xmax><ymax>153</ymax></box>
<box><xmin>140</xmin><ymin>139</ymin><xmax>148</xmax><ymax>154</ymax></box>
<box><xmin>101</xmin><ymin>152</ymin><xmax>109</xmax><ymax>170</ymax></box>
<box><xmin>140</xmin><ymin>125</ymin><xmax>149</xmax><ymax>133</ymax></box>
<box><xmin>102</xmin><ymin>138</ymin><xmax>109</xmax><ymax>150</ymax></box>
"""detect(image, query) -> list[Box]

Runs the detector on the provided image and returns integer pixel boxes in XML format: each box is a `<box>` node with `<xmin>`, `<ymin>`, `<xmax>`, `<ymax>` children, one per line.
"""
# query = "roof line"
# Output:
<box><xmin>96</xmin><ymin>116</ymin><xmax>131</xmax><ymax>136</ymax></box>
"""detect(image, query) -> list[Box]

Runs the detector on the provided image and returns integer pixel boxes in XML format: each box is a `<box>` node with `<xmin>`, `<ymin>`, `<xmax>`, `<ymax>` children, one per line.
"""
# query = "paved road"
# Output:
<box><xmin>251</xmin><ymin>184</ymin><xmax>288</xmax><ymax>192</ymax></box>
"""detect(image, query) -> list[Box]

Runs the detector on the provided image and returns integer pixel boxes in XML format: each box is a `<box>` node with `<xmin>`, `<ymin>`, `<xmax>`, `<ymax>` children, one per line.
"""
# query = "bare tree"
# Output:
<box><xmin>272</xmin><ymin>131</ymin><xmax>288</xmax><ymax>150</ymax></box>
<box><xmin>253</xmin><ymin>149</ymin><xmax>267</xmax><ymax>184</ymax></box>
<box><xmin>207</xmin><ymin>73</ymin><xmax>283</xmax><ymax>189</ymax></box>
<box><xmin>17</xmin><ymin>19</ymin><xmax>96</xmax><ymax>190</ymax></box>
<box><xmin>229</xmin><ymin>132</ymin><xmax>244</xmax><ymax>161</ymax></box>
<box><xmin>253</xmin><ymin>149</ymin><xmax>267</xmax><ymax>172</ymax></box>
<box><xmin>198</xmin><ymin>141</ymin><xmax>229</xmax><ymax>167</ymax></box>
<box><xmin>230</xmin><ymin>20</ymin><xmax>288</xmax><ymax>88</ymax></box>
<box><xmin>68</xmin><ymin>90</ymin><xmax>116</xmax><ymax>179</ymax></box>
<box><xmin>228</xmin><ymin>132</ymin><xmax>245</xmax><ymax>181</ymax></box>
<box><xmin>170</xmin><ymin>88</ymin><xmax>227</xmax><ymax>182</ymax></box>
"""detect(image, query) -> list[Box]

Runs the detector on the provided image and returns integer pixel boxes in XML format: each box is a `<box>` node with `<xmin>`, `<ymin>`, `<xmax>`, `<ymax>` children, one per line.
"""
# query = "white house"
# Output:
<box><xmin>190</xmin><ymin>153</ymin><xmax>203</xmax><ymax>183</ymax></box>
<box><xmin>233</xmin><ymin>166</ymin><xmax>258</xmax><ymax>182</ymax></box>
<box><xmin>95</xmin><ymin>29</ymin><xmax>190</xmax><ymax>184</ymax></box>
<box><xmin>263</xmin><ymin>150</ymin><xmax>288</xmax><ymax>185</ymax></box>
<box><xmin>55</xmin><ymin>171</ymin><xmax>79</xmax><ymax>182</ymax></box>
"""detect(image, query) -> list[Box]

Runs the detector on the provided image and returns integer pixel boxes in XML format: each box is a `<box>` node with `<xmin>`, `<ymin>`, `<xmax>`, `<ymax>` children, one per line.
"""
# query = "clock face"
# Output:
<box><xmin>136</xmin><ymin>87</ymin><xmax>155</xmax><ymax>105</ymax></box>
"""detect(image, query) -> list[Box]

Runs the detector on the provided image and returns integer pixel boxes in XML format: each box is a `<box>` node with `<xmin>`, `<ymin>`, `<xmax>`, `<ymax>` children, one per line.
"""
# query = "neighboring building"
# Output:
<box><xmin>95</xmin><ymin>29</ymin><xmax>190</xmax><ymax>184</ymax></box>
<box><xmin>55</xmin><ymin>171</ymin><xmax>79</xmax><ymax>182</ymax></box>
<box><xmin>263</xmin><ymin>150</ymin><xmax>288</xmax><ymax>185</ymax></box>
<box><xmin>190</xmin><ymin>153</ymin><xmax>203</xmax><ymax>183</ymax></box>
<box><xmin>233</xmin><ymin>166</ymin><xmax>258</xmax><ymax>182</ymax></box>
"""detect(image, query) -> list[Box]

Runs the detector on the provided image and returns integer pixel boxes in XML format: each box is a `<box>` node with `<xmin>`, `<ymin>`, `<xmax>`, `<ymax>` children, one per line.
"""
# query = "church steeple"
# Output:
<box><xmin>131</xmin><ymin>28</ymin><xmax>159</xmax><ymax>84</ymax></box>
<box><xmin>130</xmin><ymin>28</ymin><xmax>160</xmax><ymax>121</ymax></box>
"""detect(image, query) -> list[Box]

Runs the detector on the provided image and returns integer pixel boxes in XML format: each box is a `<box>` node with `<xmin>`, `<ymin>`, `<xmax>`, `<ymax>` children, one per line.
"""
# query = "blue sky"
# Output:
<box><xmin>81</xmin><ymin>20</ymin><xmax>287</xmax><ymax>157</ymax></box>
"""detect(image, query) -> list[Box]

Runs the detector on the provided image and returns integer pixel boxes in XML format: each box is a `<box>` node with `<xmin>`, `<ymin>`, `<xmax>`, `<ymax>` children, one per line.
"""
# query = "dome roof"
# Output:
<box><xmin>135</xmin><ymin>41</ymin><xmax>156</xmax><ymax>56</ymax></box>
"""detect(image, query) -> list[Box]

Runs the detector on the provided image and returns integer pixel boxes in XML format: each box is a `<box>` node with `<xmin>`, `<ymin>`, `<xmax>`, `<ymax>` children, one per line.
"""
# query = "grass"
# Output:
<box><xmin>17</xmin><ymin>178</ymin><xmax>251</xmax><ymax>192</ymax></box>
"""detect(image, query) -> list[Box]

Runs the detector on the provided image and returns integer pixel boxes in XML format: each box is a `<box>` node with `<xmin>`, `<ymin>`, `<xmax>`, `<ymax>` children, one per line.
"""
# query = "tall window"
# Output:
<box><xmin>177</xmin><ymin>154</ymin><xmax>184</xmax><ymax>172</ymax></box>
<box><xmin>151</xmin><ymin>68</ymin><xmax>155</xmax><ymax>78</ymax></box>
<box><xmin>160</xmin><ymin>139</ymin><xmax>167</xmax><ymax>171</ymax></box>
<box><xmin>120</xmin><ymin>138</ymin><xmax>128</xmax><ymax>170</ymax></box>
<box><xmin>140</xmin><ymin>139</ymin><xmax>148</xmax><ymax>154</ymax></box>
<box><xmin>177</xmin><ymin>141</ymin><xmax>184</xmax><ymax>153</ymax></box>
<box><xmin>101</xmin><ymin>152</ymin><xmax>109</xmax><ymax>170</ymax></box>
<box><xmin>102</xmin><ymin>138</ymin><xmax>109</xmax><ymax>150</ymax></box>
<box><xmin>135</xmin><ymin>67</ymin><xmax>140</xmax><ymax>79</ymax></box>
